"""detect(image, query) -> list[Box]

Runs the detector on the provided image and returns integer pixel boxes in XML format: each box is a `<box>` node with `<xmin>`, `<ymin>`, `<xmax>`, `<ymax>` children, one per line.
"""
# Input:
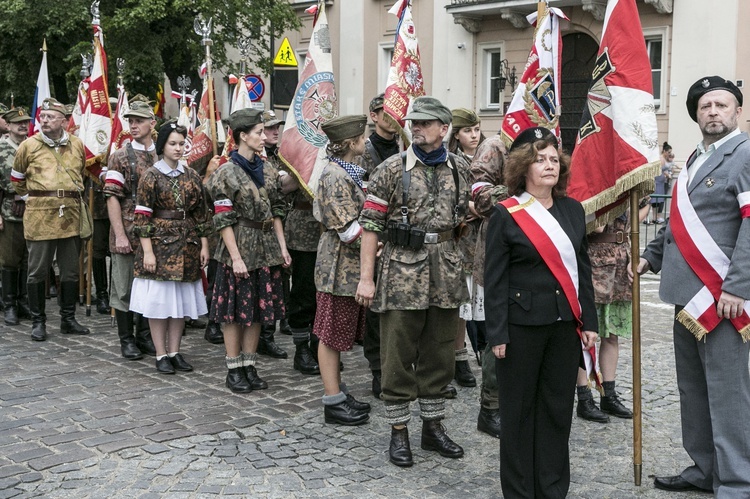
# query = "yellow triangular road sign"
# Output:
<box><xmin>273</xmin><ymin>38</ymin><xmax>298</xmax><ymax>67</ymax></box>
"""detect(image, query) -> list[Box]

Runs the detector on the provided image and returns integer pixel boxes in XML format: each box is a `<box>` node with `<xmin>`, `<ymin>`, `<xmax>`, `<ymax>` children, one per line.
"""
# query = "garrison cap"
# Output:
<box><xmin>322</xmin><ymin>115</ymin><xmax>367</xmax><ymax>143</ymax></box>
<box><xmin>125</xmin><ymin>100</ymin><xmax>155</xmax><ymax>119</ymax></box>
<box><xmin>369</xmin><ymin>93</ymin><xmax>385</xmax><ymax>113</ymax></box>
<box><xmin>0</xmin><ymin>103</ymin><xmax>8</xmax><ymax>114</ymax></box>
<box><xmin>228</xmin><ymin>108</ymin><xmax>264</xmax><ymax>130</ymax></box>
<box><xmin>404</xmin><ymin>96</ymin><xmax>452</xmax><ymax>124</ymax></box>
<box><xmin>686</xmin><ymin>76</ymin><xmax>743</xmax><ymax>122</ymax></box>
<box><xmin>451</xmin><ymin>108</ymin><xmax>480</xmax><ymax>129</ymax></box>
<box><xmin>509</xmin><ymin>126</ymin><xmax>557</xmax><ymax>152</ymax></box>
<box><xmin>41</xmin><ymin>97</ymin><xmax>67</xmax><ymax>116</ymax></box>
<box><xmin>262</xmin><ymin>110</ymin><xmax>285</xmax><ymax>127</ymax></box>
<box><xmin>2</xmin><ymin>107</ymin><xmax>32</xmax><ymax>123</ymax></box>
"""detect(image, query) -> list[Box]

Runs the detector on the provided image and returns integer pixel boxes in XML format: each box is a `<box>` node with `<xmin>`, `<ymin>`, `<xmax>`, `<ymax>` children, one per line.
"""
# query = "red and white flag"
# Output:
<box><xmin>220</xmin><ymin>75</ymin><xmax>255</xmax><ymax>164</ymax></box>
<box><xmin>67</xmin><ymin>78</ymin><xmax>88</xmax><ymax>136</ymax></box>
<box><xmin>107</xmin><ymin>83</ymin><xmax>132</xmax><ymax>159</ymax></box>
<box><xmin>278</xmin><ymin>1</ymin><xmax>337</xmax><ymax>198</ymax></box>
<box><xmin>187</xmin><ymin>79</ymin><xmax>221</xmax><ymax>174</ymax></box>
<box><xmin>28</xmin><ymin>40</ymin><xmax>51</xmax><ymax>137</ymax></box>
<box><xmin>500</xmin><ymin>3</ymin><xmax>567</xmax><ymax>147</ymax></box>
<box><xmin>382</xmin><ymin>0</ymin><xmax>425</xmax><ymax>136</ymax></box>
<box><xmin>567</xmin><ymin>0</ymin><xmax>659</xmax><ymax>228</ymax></box>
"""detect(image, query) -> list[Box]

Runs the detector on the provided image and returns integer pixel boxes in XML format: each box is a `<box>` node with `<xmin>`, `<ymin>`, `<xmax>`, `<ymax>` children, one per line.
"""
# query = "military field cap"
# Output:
<box><xmin>0</xmin><ymin>103</ymin><xmax>8</xmax><ymax>114</ymax></box>
<box><xmin>686</xmin><ymin>76</ymin><xmax>743</xmax><ymax>122</ymax></box>
<box><xmin>41</xmin><ymin>97</ymin><xmax>67</xmax><ymax>116</ymax></box>
<box><xmin>451</xmin><ymin>108</ymin><xmax>480</xmax><ymax>129</ymax></box>
<box><xmin>509</xmin><ymin>126</ymin><xmax>557</xmax><ymax>152</ymax></box>
<box><xmin>322</xmin><ymin>115</ymin><xmax>367</xmax><ymax>142</ymax></box>
<box><xmin>262</xmin><ymin>110</ymin><xmax>285</xmax><ymax>127</ymax></box>
<box><xmin>125</xmin><ymin>100</ymin><xmax>155</xmax><ymax>119</ymax></box>
<box><xmin>2</xmin><ymin>107</ymin><xmax>31</xmax><ymax>123</ymax></box>
<box><xmin>228</xmin><ymin>108</ymin><xmax>264</xmax><ymax>130</ymax></box>
<box><xmin>369</xmin><ymin>93</ymin><xmax>385</xmax><ymax>113</ymax></box>
<box><xmin>404</xmin><ymin>96</ymin><xmax>452</xmax><ymax>124</ymax></box>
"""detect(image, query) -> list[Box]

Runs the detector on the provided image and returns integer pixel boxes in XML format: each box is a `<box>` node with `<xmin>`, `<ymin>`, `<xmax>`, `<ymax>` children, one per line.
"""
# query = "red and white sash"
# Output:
<box><xmin>669</xmin><ymin>165</ymin><xmax>750</xmax><ymax>341</ymax></box>
<box><xmin>500</xmin><ymin>192</ymin><xmax>599</xmax><ymax>383</ymax></box>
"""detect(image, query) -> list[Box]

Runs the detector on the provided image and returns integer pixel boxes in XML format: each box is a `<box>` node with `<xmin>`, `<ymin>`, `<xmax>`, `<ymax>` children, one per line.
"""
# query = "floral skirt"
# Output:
<box><xmin>209</xmin><ymin>263</ymin><xmax>285</xmax><ymax>326</ymax></box>
<box><xmin>313</xmin><ymin>292</ymin><xmax>366</xmax><ymax>353</ymax></box>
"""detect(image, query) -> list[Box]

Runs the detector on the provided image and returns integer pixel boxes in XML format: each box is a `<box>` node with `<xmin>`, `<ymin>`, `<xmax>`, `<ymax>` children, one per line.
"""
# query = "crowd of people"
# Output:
<box><xmin>2</xmin><ymin>73</ymin><xmax>749</xmax><ymax>497</ymax></box>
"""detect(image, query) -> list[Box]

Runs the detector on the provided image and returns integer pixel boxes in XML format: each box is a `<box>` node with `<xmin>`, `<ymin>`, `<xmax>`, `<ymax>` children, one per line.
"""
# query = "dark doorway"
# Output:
<box><xmin>560</xmin><ymin>32</ymin><xmax>599</xmax><ymax>153</ymax></box>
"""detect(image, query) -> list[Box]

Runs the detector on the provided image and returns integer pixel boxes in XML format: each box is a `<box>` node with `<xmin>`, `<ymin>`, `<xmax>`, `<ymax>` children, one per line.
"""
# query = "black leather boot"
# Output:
<box><xmin>244</xmin><ymin>365</ymin><xmax>268</xmax><ymax>390</ymax></box>
<box><xmin>454</xmin><ymin>360</ymin><xmax>477</xmax><ymax>387</ymax></box>
<box><xmin>346</xmin><ymin>394</ymin><xmax>371</xmax><ymax>413</ymax></box>
<box><xmin>440</xmin><ymin>384</ymin><xmax>457</xmax><ymax>399</ymax></box>
<box><xmin>421</xmin><ymin>420</ymin><xmax>464</xmax><ymax>458</ymax></box>
<box><xmin>115</xmin><ymin>309</ymin><xmax>142</xmax><ymax>360</ymax></box>
<box><xmin>258</xmin><ymin>323</ymin><xmax>288</xmax><ymax>359</ymax></box>
<box><xmin>324</xmin><ymin>400</ymin><xmax>369</xmax><ymax>426</ymax></box>
<box><xmin>601</xmin><ymin>393</ymin><xmax>633</xmax><ymax>419</ymax></box>
<box><xmin>293</xmin><ymin>341</ymin><xmax>320</xmax><ymax>375</ymax></box>
<box><xmin>92</xmin><ymin>258</ymin><xmax>109</xmax><ymax>315</ymax></box>
<box><xmin>576</xmin><ymin>397</ymin><xmax>610</xmax><ymax>423</ymax></box>
<box><xmin>27</xmin><ymin>281</ymin><xmax>47</xmax><ymax>341</ymax></box>
<box><xmin>134</xmin><ymin>313</ymin><xmax>156</xmax><ymax>356</ymax></box>
<box><xmin>2</xmin><ymin>269</ymin><xmax>19</xmax><ymax>326</ymax></box>
<box><xmin>389</xmin><ymin>426</ymin><xmax>413</xmax><ymax>467</ymax></box>
<box><xmin>226</xmin><ymin>368</ymin><xmax>253</xmax><ymax>393</ymax></box>
<box><xmin>204</xmin><ymin>321</ymin><xmax>224</xmax><ymax>344</ymax></box>
<box><xmin>477</xmin><ymin>407</ymin><xmax>501</xmax><ymax>439</ymax></box>
<box><xmin>372</xmin><ymin>370</ymin><xmax>382</xmax><ymax>398</ymax></box>
<box><xmin>16</xmin><ymin>269</ymin><xmax>31</xmax><ymax>319</ymax></box>
<box><xmin>279</xmin><ymin>318</ymin><xmax>292</xmax><ymax>335</ymax></box>
<box><xmin>59</xmin><ymin>282</ymin><xmax>90</xmax><ymax>335</ymax></box>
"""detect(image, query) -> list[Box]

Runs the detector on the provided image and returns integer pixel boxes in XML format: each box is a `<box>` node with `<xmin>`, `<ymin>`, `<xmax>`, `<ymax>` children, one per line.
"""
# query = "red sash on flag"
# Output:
<box><xmin>668</xmin><ymin>165</ymin><xmax>750</xmax><ymax>341</ymax></box>
<box><xmin>500</xmin><ymin>192</ymin><xmax>599</xmax><ymax>382</ymax></box>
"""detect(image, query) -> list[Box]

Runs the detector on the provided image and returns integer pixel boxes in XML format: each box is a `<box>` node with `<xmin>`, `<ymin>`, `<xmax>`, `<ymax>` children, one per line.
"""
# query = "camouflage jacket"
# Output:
<box><xmin>207</xmin><ymin>158</ymin><xmax>286</xmax><ymax>271</ymax></box>
<box><xmin>313</xmin><ymin>161</ymin><xmax>366</xmax><ymax>296</ymax></box>
<box><xmin>589</xmin><ymin>216</ymin><xmax>632</xmax><ymax>304</ymax></box>
<box><xmin>284</xmin><ymin>190</ymin><xmax>320</xmax><ymax>252</ymax></box>
<box><xmin>12</xmin><ymin>133</ymin><xmax>87</xmax><ymax>241</ymax></box>
<box><xmin>469</xmin><ymin>135</ymin><xmax>508</xmax><ymax>285</ymax></box>
<box><xmin>359</xmin><ymin>146</ymin><xmax>470</xmax><ymax>311</ymax></box>
<box><xmin>0</xmin><ymin>137</ymin><xmax>23</xmax><ymax>223</ymax></box>
<box><xmin>454</xmin><ymin>149</ymin><xmax>479</xmax><ymax>275</ymax></box>
<box><xmin>133</xmin><ymin>161</ymin><xmax>212</xmax><ymax>282</ymax></box>
<box><xmin>88</xmin><ymin>179</ymin><xmax>108</xmax><ymax>220</ymax></box>
<box><xmin>103</xmin><ymin>142</ymin><xmax>158</xmax><ymax>252</ymax></box>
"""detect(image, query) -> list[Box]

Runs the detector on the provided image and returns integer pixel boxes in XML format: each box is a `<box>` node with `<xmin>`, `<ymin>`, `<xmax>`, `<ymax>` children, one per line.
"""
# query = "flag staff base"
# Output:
<box><xmin>634</xmin><ymin>464</ymin><xmax>642</xmax><ymax>486</ymax></box>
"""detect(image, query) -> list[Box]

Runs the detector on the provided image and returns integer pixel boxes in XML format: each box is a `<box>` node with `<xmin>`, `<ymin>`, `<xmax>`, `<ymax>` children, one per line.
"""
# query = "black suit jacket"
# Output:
<box><xmin>484</xmin><ymin>196</ymin><xmax>598</xmax><ymax>347</ymax></box>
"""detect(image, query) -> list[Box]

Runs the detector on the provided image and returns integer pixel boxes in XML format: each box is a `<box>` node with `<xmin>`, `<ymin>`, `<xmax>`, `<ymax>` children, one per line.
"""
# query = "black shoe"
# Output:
<box><xmin>421</xmin><ymin>419</ymin><xmax>464</xmax><ymax>458</ymax></box>
<box><xmin>600</xmin><ymin>394</ymin><xmax>633</xmax><ymax>419</ymax></box>
<box><xmin>389</xmin><ymin>426</ymin><xmax>413</xmax><ymax>467</ymax></box>
<box><xmin>204</xmin><ymin>322</ymin><xmax>224</xmax><ymax>344</ymax></box>
<box><xmin>4</xmin><ymin>305</ymin><xmax>19</xmax><ymax>326</ymax></box>
<box><xmin>293</xmin><ymin>342</ymin><xmax>320</xmax><ymax>375</ymax></box>
<box><xmin>31</xmin><ymin>322</ymin><xmax>47</xmax><ymax>342</ymax></box>
<box><xmin>577</xmin><ymin>397</ymin><xmax>610</xmax><ymax>423</ymax></box>
<box><xmin>440</xmin><ymin>384</ymin><xmax>457</xmax><ymax>399</ymax></box>
<box><xmin>279</xmin><ymin>318</ymin><xmax>292</xmax><ymax>335</ymax></box>
<box><xmin>226</xmin><ymin>368</ymin><xmax>253</xmax><ymax>393</ymax></box>
<box><xmin>653</xmin><ymin>475</ymin><xmax>712</xmax><ymax>493</ymax></box>
<box><xmin>96</xmin><ymin>296</ymin><xmax>110</xmax><ymax>315</ymax></box>
<box><xmin>346</xmin><ymin>394</ymin><xmax>371</xmax><ymax>413</ymax></box>
<box><xmin>454</xmin><ymin>360</ymin><xmax>477</xmax><ymax>387</ymax></box>
<box><xmin>324</xmin><ymin>400</ymin><xmax>369</xmax><ymax>426</ymax></box>
<box><xmin>258</xmin><ymin>325</ymin><xmax>288</xmax><ymax>359</ymax></box>
<box><xmin>156</xmin><ymin>357</ymin><xmax>175</xmax><ymax>374</ymax></box>
<box><xmin>477</xmin><ymin>407</ymin><xmax>501</xmax><ymax>439</ymax></box>
<box><xmin>185</xmin><ymin>317</ymin><xmax>207</xmax><ymax>329</ymax></box>
<box><xmin>372</xmin><ymin>371</ymin><xmax>382</xmax><ymax>399</ymax></box>
<box><xmin>244</xmin><ymin>365</ymin><xmax>268</xmax><ymax>390</ymax></box>
<box><xmin>59</xmin><ymin>281</ymin><xmax>90</xmax><ymax>335</ymax></box>
<box><xmin>169</xmin><ymin>353</ymin><xmax>193</xmax><ymax>372</ymax></box>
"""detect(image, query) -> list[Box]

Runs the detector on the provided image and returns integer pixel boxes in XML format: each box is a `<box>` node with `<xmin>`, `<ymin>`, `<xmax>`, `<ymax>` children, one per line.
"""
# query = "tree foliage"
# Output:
<box><xmin>0</xmin><ymin>0</ymin><xmax>301</xmax><ymax>108</ymax></box>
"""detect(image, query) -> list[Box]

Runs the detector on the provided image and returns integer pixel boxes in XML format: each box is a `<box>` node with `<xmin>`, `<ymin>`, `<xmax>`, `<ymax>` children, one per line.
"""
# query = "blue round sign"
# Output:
<box><xmin>245</xmin><ymin>74</ymin><xmax>265</xmax><ymax>101</ymax></box>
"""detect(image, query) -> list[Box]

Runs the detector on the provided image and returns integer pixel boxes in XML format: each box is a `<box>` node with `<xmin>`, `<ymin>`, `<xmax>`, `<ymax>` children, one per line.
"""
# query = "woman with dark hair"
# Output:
<box><xmin>484</xmin><ymin>127</ymin><xmax>598</xmax><ymax>498</ymax></box>
<box><xmin>207</xmin><ymin>108</ymin><xmax>291</xmax><ymax>393</ymax></box>
<box><xmin>312</xmin><ymin>115</ymin><xmax>372</xmax><ymax>425</ymax></box>
<box><xmin>130</xmin><ymin>121</ymin><xmax>212</xmax><ymax>374</ymax></box>
<box><xmin>649</xmin><ymin>141</ymin><xmax>673</xmax><ymax>224</ymax></box>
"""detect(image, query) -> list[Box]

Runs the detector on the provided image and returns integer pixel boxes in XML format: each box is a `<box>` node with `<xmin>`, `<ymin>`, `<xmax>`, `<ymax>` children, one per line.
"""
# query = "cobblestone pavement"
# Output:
<box><xmin>0</xmin><ymin>253</ymin><xmax>723</xmax><ymax>497</ymax></box>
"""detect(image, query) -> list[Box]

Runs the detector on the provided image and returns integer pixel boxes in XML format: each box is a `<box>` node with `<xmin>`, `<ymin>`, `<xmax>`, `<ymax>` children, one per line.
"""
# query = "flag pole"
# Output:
<box><xmin>630</xmin><ymin>188</ymin><xmax>643</xmax><ymax>485</ymax></box>
<box><xmin>196</xmin><ymin>16</ymin><xmax>218</xmax><ymax>157</ymax></box>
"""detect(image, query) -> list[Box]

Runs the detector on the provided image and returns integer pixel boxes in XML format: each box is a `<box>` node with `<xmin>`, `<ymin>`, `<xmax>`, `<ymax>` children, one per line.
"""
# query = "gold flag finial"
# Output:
<box><xmin>42</xmin><ymin>38</ymin><xmax>47</xmax><ymax>53</ymax></box>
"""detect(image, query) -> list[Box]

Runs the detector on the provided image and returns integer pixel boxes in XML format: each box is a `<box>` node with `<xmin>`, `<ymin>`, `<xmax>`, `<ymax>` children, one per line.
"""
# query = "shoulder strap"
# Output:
<box><xmin>365</xmin><ymin>140</ymin><xmax>380</xmax><ymax>165</ymax></box>
<box><xmin>126</xmin><ymin>142</ymin><xmax>138</xmax><ymax>201</ymax></box>
<box><xmin>400</xmin><ymin>152</ymin><xmax>409</xmax><ymax>224</ymax></box>
<box><xmin>448</xmin><ymin>153</ymin><xmax>460</xmax><ymax>216</ymax></box>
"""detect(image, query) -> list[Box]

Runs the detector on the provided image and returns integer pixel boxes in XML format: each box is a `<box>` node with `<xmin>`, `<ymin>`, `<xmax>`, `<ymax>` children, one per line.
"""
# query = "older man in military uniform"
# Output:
<box><xmin>0</xmin><ymin>107</ymin><xmax>32</xmax><ymax>325</ymax></box>
<box><xmin>357</xmin><ymin>96</ymin><xmax>469</xmax><ymax>467</ymax></box>
<box><xmin>11</xmin><ymin>97</ymin><xmax>89</xmax><ymax>341</ymax></box>
<box><xmin>103</xmin><ymin>100</ymin><xmax>158</xmax><ymax>359</ymax></box>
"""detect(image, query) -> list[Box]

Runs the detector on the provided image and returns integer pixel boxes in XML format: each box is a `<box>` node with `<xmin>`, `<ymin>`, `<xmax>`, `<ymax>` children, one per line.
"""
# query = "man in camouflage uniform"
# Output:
<box><xmin>12</xmin><ymin>97</ymin><xmax>90</xmax><ymax>341</ymax></box>
<box><xmin>357</xmin><ymin>96</ymin><xmax>469</xmax><ymax>467</ymax></box>
<box><xmin>103</xmin><ymin>100</ymin><xmax>158</xmax><ymax>359</ymax></box>
<box><xmin>469</xmin><ymin>132</ymin><xmax>508</xmax><ymax>438</ymax></box>
<box><xmin>355</xmin><ymin>93</ymin><xmax>401</xmax><ymax>397</ymax></box>
<box><xmin>0</xmin><ymin>107</ymin><xmax>32</xmax><ymax>325</ymax></box>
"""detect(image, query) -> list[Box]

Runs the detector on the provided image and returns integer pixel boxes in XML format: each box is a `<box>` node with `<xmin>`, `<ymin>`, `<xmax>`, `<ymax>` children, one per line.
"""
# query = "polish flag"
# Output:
<box><xmin>28</xmin><ymin>40</ymin><xmax>51</xmax><ymax>137</ymax></box>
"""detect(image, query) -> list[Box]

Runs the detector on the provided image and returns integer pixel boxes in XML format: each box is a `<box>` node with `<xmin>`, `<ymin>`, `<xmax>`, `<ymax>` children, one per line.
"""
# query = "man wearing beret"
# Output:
<box><xmin>0</xmin><ymin>107</ymin><xmax>32</xmax><ymax>325</ymax></box>
<box><xmin>357</xmin><ymin>96</ymin><xmax>469</xmax><ymax>467</ymax></box>
<box><xmin>103</xmin><ymin>100</ymin><xmax>158</xmax><ymax>359</ymax></box>
<box><xmin>12</xmin><ymin>97</ymin><xmax>90</xmax><ymax>341</ymax></box>
<box><xmin>636</xmin><ymin>76</ymin><xmax>750</xmax><ymax>495</ymax></box>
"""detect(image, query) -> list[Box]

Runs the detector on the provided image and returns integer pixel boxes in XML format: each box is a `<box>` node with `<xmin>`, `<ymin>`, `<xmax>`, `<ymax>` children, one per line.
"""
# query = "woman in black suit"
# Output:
<box><xmin>484</xmin><ymin>127</ymin><xmax>598</xmax><ymax>499</ymax></box>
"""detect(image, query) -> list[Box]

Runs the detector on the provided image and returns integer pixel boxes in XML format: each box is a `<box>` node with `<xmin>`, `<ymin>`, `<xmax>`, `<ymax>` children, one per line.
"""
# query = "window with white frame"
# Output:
<box><xmin>644</xmin><ymin>27</ymin><xmax>668</xmax><ymax>112</ymax></box>
<box><xmin>378</xmin><ymin>43</ymin><xmax>395</xmax><ymax>93</ymax></box>
<box><xmin>478</xmin><ymin>42</ymin><xmax>505</xmax><ymax>111</ymax></box>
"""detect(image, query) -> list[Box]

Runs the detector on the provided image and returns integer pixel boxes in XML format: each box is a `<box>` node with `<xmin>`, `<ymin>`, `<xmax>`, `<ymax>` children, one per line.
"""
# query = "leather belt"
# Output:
<box><xmin>424</xmin><ymin>230</ymin><xmax>454</xmax><ymax>244</ymax></box>
<box><xmin>293</xmin><ymin>200</ymin><xmax>313</xmax><ymax>210</ymax></box>
<box><xmin>587</xmin><ymin>231</ymin><xmax>628</xmax><ymax>244</ymax></box>
<box><xmin>27</xmin><ymin>190</ymin><xmax>80</xmax><ymax>199</ymax></box>
<box><xmin>153</xmin><ymin>209</ymin><xmax>186</xmax><ymax>220</ymax></box>
<box><xmin>238</xmin><ymin>218</ymin><xmax>274</xmax><ymax>231</ymax></box>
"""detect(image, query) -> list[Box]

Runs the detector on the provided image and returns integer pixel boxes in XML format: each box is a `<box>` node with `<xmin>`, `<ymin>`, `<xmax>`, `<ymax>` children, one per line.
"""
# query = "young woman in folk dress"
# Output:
<box><xmin>130</xmin><ymin>122</ymin><xmax>212</xmax><ymax>374</ymax></box>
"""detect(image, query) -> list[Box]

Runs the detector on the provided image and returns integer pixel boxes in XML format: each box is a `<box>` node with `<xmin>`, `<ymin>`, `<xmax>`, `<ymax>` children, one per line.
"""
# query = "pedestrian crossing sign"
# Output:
<box><xmin>273</xmin><ymin>38</ymin><xmax>298</xmax><ymax>67</ymax></box>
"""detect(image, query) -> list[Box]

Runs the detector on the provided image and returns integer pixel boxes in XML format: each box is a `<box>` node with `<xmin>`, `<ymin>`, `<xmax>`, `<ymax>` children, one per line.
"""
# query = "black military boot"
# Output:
<box><xmin>59</xmin><ymin>282</ymin><xmax>90</xmax><ymax>335</ymax></box>
<box><xmin>600</xmin><ymin>381</ymin><xmax>633</xmax><ymax>419</ymax></box>
<box><xmin>134</xmin><ymin>313</ymin><xmax>157</xmax><ymax>356</ymax></box>
<box><xmin>279</xmin><ymin>318</ymin><xmax>292</xmax><ymax>335</ymax></box>
<box><xmin>16</xmin><ymin>269</ymin><xmax>31</xmax><ymax>320</ymax></box>
<box><xmin>454</xmin><ymin>360</ymin><xmax>477</xmax><ymax>387</ymax></box>
<box><xmin>27</xmin><ymin>281</ymin><xmax>47</xmax><ymax>341</ymax></box>
<box><xmin>372</xmin><ymin>370</ymin><xmax>382</xmax><ymax>398</ymax></box>
<box><xmin>226</xmin><ymin>367</ymin><xmax>253</xmax><ymax>393</ymax></box>
<box><xmin>115</xmin><ymin>309</ymin><xmax>142</xmax><ymax>360</ymax></box>
<box><xmin>576</xmin><ymin>385</ymin><xmax>610</xmax><ymax>423</ymax></box>
<box><xmin>292</xmin><ymin>327</ymin><xmax>320</xmax><ymax>375</ymax></box>
<box><xmin>258</xmin><ymin>323</ymin><xmax>288</xmax><ymax>359</ymax></box>
<box><xmin>421</xmin><ymin>419</ymin><xmax>464</xmax><ymax>458</ymax></box>
<box><xmin>477</xmin><ymin>406</ymin><xmax>502</xmax><ymax>439</ymax></box>
<box><xmin>389</xmin><ymin>425</ymin><xmax>413</xmax><ymax>467</ymax></box>
<box><xmin>2</xmin><ymin>269</ymin><xmax>19</xmax><ymax>326</ymax></box>
<box><xmin>92</xmin><ymin>258</ymin><xmax>110</xmax><ymax>315</ymax></box>
<box><xmin>204</xmin><ymin>321</ymin><xmax>224</xmax><ymax>344</ymax></box>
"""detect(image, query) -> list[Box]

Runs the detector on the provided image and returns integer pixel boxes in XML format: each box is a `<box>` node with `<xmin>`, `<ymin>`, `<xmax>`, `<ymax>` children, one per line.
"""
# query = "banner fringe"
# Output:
<box><xmin>676</xmin><ymin>308</ymin><xmax>709</xmax><ymax>341</ymax></box>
